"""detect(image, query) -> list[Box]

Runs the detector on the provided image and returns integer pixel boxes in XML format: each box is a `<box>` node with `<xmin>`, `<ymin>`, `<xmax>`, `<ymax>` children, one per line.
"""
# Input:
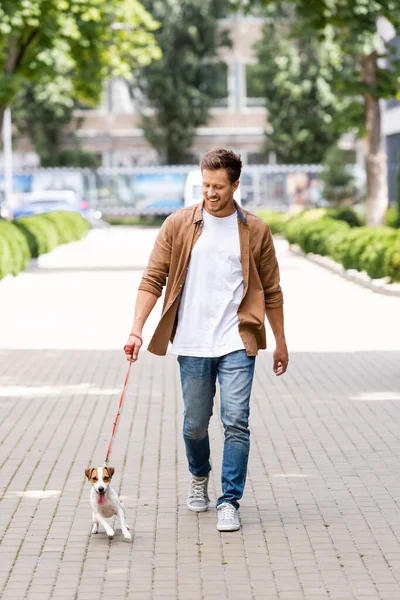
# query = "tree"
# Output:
<box><xmin>131</xmin><ymin>0</ymin><xmax>232</xmax><ymax>164</ymax></box>
<box><xmin>243</xmin><ymin>0</ymin><xmax>400</xmax><ymax>225</ymax></box>
<box><xmin>0</xmin><ymin>0</ymin><xmax>161</xmax><ymax>134</ymax></box>
<box><xmin>12</xmin><ymin>83</ymin><xmax>101</xmax><ymax>167</ymax></box>
<box><xmin>249</xmin><ymin>6</ymin><xmax>363</xmax><ymax>164</ymax></box>
<box><xmin>320</xmin><ymin>146</ymin><xmax>358</xmax><ymax>206</ymax></box>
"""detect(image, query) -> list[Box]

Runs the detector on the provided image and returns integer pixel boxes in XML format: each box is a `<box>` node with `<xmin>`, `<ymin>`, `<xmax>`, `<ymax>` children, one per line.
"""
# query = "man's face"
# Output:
<box><xmin>202</xmin><ymin>168</ymin><xmax>239</xmax><ymax>217</ymax></box>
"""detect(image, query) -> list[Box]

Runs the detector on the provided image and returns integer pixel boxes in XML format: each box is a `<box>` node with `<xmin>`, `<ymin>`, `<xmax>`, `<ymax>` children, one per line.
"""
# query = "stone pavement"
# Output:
<box><xmin>0</xmin><ymin>226</ymin><xmax>399</xmax><ymax>600</ymax></box>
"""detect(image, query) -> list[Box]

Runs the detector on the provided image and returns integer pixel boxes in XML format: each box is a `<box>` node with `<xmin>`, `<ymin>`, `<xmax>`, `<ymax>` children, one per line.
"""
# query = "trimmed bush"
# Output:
<box><xmin>387</xmin><ymin>205</ymin><xmax>400</xmax><ymax>228</ymax></box>
<box><xmin>384</xmin><ymin>239</ymin><xmax>400</xmax><ymax>282</ymax></box>
<box><xmin>0</xmin><ymin>221</ymin><xmax>31</xmax><ymax>275</ymax></box>
<box><xmin>0</xmin><ymin>235</ymin><xmax>13</xmax><ymax>280</ymax></box>
<box><xmin>14</xmin><ymin>211</ymin><xmax>89</xmax><ymax>258</ymax></box>
<box><xmin>41</xmin><ymin>212</ymin><xmax>89</xmax><ymax>244</ymax></box>
<box><xmin>327</xmin><ymin>206</ymin><xmax>363</xmax><ymax>227</ymax></box>
<box><xmin>0</xmin><ymin>211</ymin><xmax>90</xmax><ymax>280</ymax></box>
<box><xmin>14</xmin><ymin>215</ymin><xmax>60</xmax><ymax>257</ymax></box>
<box><xmin>256</xmin><ymin>209</ymin><xmax>291</xmax><ymax>235</ymax></box>
<box><xmin>258</xmin><ymin>207</ymin><xmax>400</xmax><ymax>283</ymax></box>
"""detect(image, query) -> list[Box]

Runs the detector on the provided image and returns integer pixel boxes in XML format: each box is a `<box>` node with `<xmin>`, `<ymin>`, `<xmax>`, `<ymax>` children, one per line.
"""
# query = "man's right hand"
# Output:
<box><xmin>124</xmin><ymin>333</ymin><xmax>143</xmax><ymax>363</ymax></box>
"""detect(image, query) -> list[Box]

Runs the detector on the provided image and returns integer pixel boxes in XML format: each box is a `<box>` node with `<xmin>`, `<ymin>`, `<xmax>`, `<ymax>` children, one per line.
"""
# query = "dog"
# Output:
<box><xmin>85</xmin><ymin>466</ymin><xmax>132</xmax><ymax>541</ymax></box>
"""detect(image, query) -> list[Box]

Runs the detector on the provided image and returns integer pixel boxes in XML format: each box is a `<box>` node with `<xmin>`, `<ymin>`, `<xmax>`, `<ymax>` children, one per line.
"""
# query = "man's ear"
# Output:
<box><xmin>85</xmin><ymin>468</ymin><xmax>95</xmax><ymax>480</ymax></box>
<box><xmin>232</xmin><ymin>179</ymin><xmax>240</xmax><ymax>193</ymax></box>
<box><xmin>105</xmin><ymin>466</ymin><xmax>115</xmax><ymax>478</ymax></box>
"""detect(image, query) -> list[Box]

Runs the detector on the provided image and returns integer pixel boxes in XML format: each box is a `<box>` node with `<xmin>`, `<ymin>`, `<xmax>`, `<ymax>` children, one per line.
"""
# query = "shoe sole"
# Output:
<box><xmin>217</xmin><ymin>524</ymin><xmax>241</xmax><ymax>532</ymax></box>
<box><xmin>187</xmin><ymin>501</ymin><xmax>210</xmax><ymax>512</ymax></box>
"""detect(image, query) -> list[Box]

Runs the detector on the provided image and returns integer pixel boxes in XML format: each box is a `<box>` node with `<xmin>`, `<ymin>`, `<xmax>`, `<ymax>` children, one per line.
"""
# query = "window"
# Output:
<box><xmin>245</xmin><ymin>64</ymin><xmax>265</xmax><ymax>107</ymax></box>
<box><xmin>207</xmin><ymin>62</ymin><xmax>228</xmax><ymax>107</ymax></box>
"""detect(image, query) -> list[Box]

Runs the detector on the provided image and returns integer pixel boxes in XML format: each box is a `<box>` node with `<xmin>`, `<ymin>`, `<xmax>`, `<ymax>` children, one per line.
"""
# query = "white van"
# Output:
<box><xmin>184</xmin><ymin>169</ymin><xmax>241</xmax><ymax>207</ymax></box>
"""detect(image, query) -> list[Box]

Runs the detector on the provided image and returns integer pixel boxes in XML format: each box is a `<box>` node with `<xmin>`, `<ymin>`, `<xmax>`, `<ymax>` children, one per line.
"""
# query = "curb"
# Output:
<box><xmin>289</xmin><ymin>244</ymin><xmax>400</xmax><ymax>298</ymax></box>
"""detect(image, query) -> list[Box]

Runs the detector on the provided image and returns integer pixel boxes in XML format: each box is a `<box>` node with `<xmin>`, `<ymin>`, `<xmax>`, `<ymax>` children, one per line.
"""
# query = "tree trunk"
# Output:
<box><xmin>361</xmin><ymin>51</ymin><xmax>388</xmax><ymax>226</ymax></box>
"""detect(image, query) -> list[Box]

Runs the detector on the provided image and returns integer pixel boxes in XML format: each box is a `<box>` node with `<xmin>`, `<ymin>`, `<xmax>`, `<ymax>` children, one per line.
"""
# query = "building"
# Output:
<box><xmin>74</xmin><ymin>13</ymin><xmax>269</xmax><ymax>167</ymax></box>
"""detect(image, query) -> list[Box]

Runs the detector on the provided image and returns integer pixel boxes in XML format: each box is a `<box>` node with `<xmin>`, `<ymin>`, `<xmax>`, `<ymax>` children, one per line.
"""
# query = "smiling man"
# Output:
<box><xmin>124</xmin><ymin>148</ymin><xmax>288</xmax><ymax>531</ymax></box>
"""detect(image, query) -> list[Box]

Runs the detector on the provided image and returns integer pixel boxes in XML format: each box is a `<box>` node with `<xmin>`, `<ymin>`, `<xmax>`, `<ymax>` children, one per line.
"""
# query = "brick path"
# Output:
<box><xmin>0</xmin><ymin>227</ymin><xmax>399</xmax><ymax>600</ymax></box>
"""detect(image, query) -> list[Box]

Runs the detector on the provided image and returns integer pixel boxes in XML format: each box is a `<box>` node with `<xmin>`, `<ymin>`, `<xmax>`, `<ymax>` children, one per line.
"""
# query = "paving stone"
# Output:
<box><xmin>1</xmin><ymin>229</ymin><xmax>400</xmax><ymax>599</ymax></box>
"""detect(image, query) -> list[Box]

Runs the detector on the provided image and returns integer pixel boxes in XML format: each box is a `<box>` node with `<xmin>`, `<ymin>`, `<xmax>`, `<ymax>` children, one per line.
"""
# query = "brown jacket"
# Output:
<box><xmin>138</xmin><ymin>202</ymin><xmax>283</xmax><ymax>356</ymax></box>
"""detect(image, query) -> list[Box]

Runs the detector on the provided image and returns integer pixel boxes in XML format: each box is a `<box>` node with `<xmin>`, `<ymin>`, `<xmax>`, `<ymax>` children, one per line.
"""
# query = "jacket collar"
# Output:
<box><xmin>192</xmin><ymin>200</ymin><xmax>247</xmax><ymax>224</ymax></box>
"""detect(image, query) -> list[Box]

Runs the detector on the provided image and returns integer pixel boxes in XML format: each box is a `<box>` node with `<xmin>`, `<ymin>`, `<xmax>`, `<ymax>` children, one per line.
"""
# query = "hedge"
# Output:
<box><xmin>0</xmin><ymin>211</ymin><xmax>90</xmax><ymax>280</ymax></box>
<box><xmin>0</xmin><ymin>221</ymin><xmax>31</xmax><ymax>278</ymax></box>
<box><xmin>258</xmin><ymin>208</ymin><xmax>400</xmax><ymax>283</ymax></box>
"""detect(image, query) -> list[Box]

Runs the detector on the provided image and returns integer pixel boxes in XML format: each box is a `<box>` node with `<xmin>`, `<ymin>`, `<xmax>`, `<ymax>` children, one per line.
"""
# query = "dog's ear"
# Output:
<box><xmin>85</xmin><ymin>468</ymin><xmax>95</xmax><ymax>480</ymax></box>
<box><xmin>105</xmin><ymin>466</ymin><xmax>115</xmax><ymax>478</ymax></box>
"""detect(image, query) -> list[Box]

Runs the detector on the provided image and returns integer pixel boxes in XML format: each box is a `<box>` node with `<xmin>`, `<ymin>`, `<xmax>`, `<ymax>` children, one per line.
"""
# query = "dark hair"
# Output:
<box><xmin>200</xmin><ymin>148</ymin><xmax>242</xmax><ymax>183</ymax></box>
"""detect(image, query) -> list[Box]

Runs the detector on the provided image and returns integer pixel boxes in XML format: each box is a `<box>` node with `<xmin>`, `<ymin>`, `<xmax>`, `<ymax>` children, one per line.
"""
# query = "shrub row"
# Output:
<box><xmin>258</xmin><ymin>208</ymin><xmax>400</xmax><ymax>283</ymax></box>
<box><xmin>0</xmin><ymin>212</ymin><xmax>90</xmax><ymax>280</ymax></box>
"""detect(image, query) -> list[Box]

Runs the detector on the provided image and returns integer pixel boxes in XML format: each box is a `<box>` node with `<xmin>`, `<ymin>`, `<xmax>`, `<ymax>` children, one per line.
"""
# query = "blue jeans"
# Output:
<box><xmin>178</xmin><ymin>350</ymin><xmax>256</xmax><ymax>509</ymax></box>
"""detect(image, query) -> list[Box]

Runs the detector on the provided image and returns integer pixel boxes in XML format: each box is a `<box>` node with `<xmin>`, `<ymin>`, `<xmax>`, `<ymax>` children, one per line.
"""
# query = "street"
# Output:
<box><xmin>0</xmin><ymin>225</ymin><xmax>400</xmax><ymax>600</ymax></box>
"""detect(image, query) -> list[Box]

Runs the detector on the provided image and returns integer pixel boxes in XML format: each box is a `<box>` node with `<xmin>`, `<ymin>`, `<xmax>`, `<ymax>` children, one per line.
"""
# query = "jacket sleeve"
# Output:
<box><xmin>138</xmin><ymin>216</ymin><xmax>173</xmax><ymax>298</ymax></box>
<box><xmin>259</xmin><ymin>224</ymin><xmax>284</xmax><ymax>310</ymax></box>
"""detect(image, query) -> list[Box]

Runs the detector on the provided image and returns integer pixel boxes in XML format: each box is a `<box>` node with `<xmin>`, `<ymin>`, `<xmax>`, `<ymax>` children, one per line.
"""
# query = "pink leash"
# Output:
<box><xmin>103</xmin><ymin>361</ymin><xmax>132</xmax><ymax>466</ymax></box>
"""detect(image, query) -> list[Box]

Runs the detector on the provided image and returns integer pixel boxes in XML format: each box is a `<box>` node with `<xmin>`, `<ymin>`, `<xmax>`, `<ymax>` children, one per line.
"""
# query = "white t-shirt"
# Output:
<box><xmin>171</xmin><ymin>209</ymin><xmax>245</xmax><ymax>357</ymax></box>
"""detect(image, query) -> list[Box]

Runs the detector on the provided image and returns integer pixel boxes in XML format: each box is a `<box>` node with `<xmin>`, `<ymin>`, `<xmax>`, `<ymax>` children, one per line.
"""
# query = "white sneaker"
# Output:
<box><xmin>187</xmin><ymin>474</ymin><xmax>210</xmax><ymax>512</ymax></box>
<box><xmin>217</xmin><ymin>502</ymin><xmax>240</xmax><ymax>531</ymax></box>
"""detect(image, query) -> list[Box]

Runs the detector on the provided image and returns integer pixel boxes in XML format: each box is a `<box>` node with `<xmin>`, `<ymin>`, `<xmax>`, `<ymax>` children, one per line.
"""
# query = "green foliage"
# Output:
<box><xmin>255</xmin><ymin>209</ymin><xmax>291</xmax><ymax>234</ymax></box>
<box><xmin>0</xmin><ymin>221</ymin><xmax>31</xmax><ymax>277</ymax></box>
<box><xmin>264</xmin><ymin>207</ymin><xmax>400</xmax><ymax>282</ymax></box>
<box><xmin>251</xmin><ymin>6</ymin><xmax>362</xmax><ymax>164</ymax></box>
<box><xmin>13</xmin><ymin>212</ymin><xmax>89</xmax><ymax>259</ymax></box>
<box><xmin>14</xmin><ymin>215</ymin><xmax>60</xmax><ymax>257</ymax></box>
<box><xmin>0</xmin><ymin>0</ymin><xmax>161</xmax><ymax>126</ymax></box>
<box><xmin>326</xmin><ymin>206</ymin><xmax>363</xmax><ymax>228</ymax></box>
<box><xmin>0</xmin><ymin>211</ymin><xmax>89</xmax><ymax>279</ymax></box>
<box><xmin>13</xmin><ymin>83</ymin><xmax>101</xmax><ymax>167</ymax></box>
<box><xmin>396</xmin><ymin>154</ymin><xmax>400</xmax><ymax>224</ymax></box>
<box><xmin>0</xmin><ymin>237</ymin><xmax>12</xmax><ymax>281</ymax></box>
<box><xmin>383</xmin><ymin>238</ymin><xmax>400</xmax><ymax>282</ymax></box>
<box><xmin>132</xmin><ymin>0</ymin><xmax>232</xmax><ymax>164</ymax></box>
<box><xmin>245</xmin><ymin>0</ymin><xmax>400</xmax><ymax>224</ymax></box>
<box><xmin>320</xmin><ymin>147</ymin><xmax>358</xmax><ymax>206</ymax></box>
<box><xmin>387</xmin><ymin>204</ymin><xmax>400</xmax><ymax>228</ymax></box>
<box><xmin>330</xmin><ymin>226</ymin><xmax>398</xmax><ymax>279</ymax></box>
<box><xmin>13</xmin><ymin>84</ymin><xmax>101</xmax><ymax>167</ymax></box>
<box><xmin>285</xmin><ymin>211</ymin><xmax>350</xmax><ymax>254</ymax></box>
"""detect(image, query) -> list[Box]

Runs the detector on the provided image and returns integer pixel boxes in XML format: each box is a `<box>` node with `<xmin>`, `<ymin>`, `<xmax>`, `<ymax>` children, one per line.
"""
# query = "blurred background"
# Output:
<box><xmin>1</xmin><ymin>1</ymin><xmax>400</xmax><ymax>283</ymax></box>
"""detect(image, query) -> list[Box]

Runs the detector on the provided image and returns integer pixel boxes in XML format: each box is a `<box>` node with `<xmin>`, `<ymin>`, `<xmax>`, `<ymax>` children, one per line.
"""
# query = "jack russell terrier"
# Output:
<box><xmin>85</xmin><ymin>466</ymin><xmax>132</xmax><ymax>541</ymax></box>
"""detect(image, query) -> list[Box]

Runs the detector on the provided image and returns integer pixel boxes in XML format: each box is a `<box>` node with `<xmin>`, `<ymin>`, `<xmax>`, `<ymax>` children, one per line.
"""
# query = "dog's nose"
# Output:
<box><xmin>98</xmin><ymin>486</ymin><xmax>104</xmax><ymax>492</ymax></box>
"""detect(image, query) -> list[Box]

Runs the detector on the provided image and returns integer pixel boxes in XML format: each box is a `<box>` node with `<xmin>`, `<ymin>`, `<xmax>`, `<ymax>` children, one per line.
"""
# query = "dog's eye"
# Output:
<box><xmin>103</xmin><ymin>477</ymin><xmax>110</xmax><ymax>482</ymax></box>
<box><xmin>92</xmin><ymin>478</ymin><xmax>98</xmax><ymax>482</ymax></box>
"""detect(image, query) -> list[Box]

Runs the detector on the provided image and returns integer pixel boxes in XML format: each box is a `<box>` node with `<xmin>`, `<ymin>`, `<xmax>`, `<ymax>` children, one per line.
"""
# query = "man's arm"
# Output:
<box><xmin>265</xmin><ymin>306</ymin><xmax>288</xmax><ymax>376</ymax></box>
<box><xmin>124</xmin><ymin>290</ymin><xmax>158</xmax><ymax>362</ymax></box>
<box><xmin>124</xmin><ymin>217</ymin><xmax>173</xmax><ymax>362</ymax></box>
<box><xmin>259</xmin><ymin>225</ymin><xmax>289</xmax><ymax>376</ymax></box>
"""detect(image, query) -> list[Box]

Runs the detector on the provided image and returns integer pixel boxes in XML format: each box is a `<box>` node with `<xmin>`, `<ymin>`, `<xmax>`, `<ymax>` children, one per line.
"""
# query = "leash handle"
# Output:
<box><xmin>104</xmin><ymin>361</ymin><xmax>132</xmax><ymax>465</ymax></box>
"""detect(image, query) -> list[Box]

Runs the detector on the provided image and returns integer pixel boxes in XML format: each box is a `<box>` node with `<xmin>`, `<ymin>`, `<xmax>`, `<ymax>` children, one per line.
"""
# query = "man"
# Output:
<box><xmin>124</xmin><ymin>148</ymin><xmax>288</xmax><ymax>532</ymax></box>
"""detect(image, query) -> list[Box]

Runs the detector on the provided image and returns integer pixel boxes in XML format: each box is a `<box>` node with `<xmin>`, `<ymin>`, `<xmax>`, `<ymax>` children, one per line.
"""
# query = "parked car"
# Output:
<box><xmin>12</xmin><ymin>190</ymin><xmax>101</xmax><ymax>222</ymax></box>
<box><xmin>184</xmin><ymin>169</ymin><xmax>241</xmax><ymax>207</ymax></box>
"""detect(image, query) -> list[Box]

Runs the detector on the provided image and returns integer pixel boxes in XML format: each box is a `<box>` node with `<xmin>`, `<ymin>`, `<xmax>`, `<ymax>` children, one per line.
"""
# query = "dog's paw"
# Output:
<box><xmin>123</xmin><ymin>530</ymin><xmax>132</xmax><ymax>541</ymax></box>
<box><xmin>106</xmin><ymin>529</ymin><xmax>115</xmax><ymax>540</ymax></box>
<box><xmin>91</xmin><ymin>524</ymin><xmax>98</xmax><ymax>534</ymax></box>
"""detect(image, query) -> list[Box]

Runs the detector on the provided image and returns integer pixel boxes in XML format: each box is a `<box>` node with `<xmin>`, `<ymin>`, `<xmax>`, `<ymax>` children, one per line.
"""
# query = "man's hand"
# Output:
<box><xmin>124</xmin><ymin>333</ymin><xmax>143</xmax><ymax>363</ymax></box>
<box><xmin>273</xmin><ymin>342</ymin><xmax>289</xmax><ymax>376</ymax></box>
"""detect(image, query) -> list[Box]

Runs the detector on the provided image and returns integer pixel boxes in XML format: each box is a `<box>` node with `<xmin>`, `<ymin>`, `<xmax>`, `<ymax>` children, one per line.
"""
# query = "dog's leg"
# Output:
<box><xmin>117</xmin><ymin>506</ymin><xmax>132</xmax><ymax>541</ymax></box>
<box><xmin>91</xmin><ymin>511</ymin><xmax>99</xmax><ymax>534</ymax></box>
<box><xmin>94</xmin><ymin>512</ymin><xmax>115</xmax><ymax>539</ymax></box>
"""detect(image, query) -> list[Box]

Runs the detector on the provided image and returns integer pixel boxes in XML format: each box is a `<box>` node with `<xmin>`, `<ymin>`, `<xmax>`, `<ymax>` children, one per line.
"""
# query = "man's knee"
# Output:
<box><xmin>222</xmin><ymin>416</ymin><xmax>249</xmax><ymax>442</ymax></box>
<box><xmin>183</xmin><ymin>421</ymin><xmax>209</xmax><ymax>441</ymax></box>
